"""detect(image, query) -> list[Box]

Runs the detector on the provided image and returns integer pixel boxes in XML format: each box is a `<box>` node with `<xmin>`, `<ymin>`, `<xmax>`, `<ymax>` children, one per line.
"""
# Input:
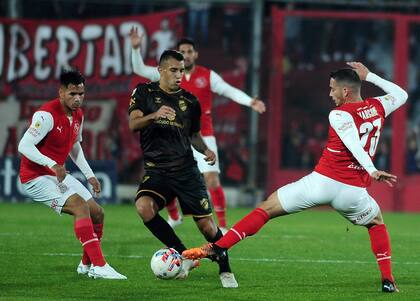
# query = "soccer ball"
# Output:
<box><xmin>150</xmin><ymin>248</ymin><xmax>183</xmax><ymax>279</ymax></box>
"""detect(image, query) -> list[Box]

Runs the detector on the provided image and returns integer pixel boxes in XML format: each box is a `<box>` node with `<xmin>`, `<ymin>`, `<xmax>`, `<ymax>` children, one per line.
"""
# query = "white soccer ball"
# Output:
<box><xmin>150</xmin><ymin>248</ymin><xmax>183</xmax><ymax>279</ymax></box>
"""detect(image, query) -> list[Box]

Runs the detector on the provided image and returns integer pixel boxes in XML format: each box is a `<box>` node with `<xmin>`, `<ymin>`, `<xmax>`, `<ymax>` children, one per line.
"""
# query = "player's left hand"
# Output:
<box><xmin>251</xmin><ymin>97</ymin><xmax>266</xmax><ymax>114</ymax></box>
<box><xmin>204</xmin><ymin>149</ymin><xmax>216</xmax><ymax>166</ymax></box>
<box><xmin>88</xmin><ymin>177</ymin><xmax>101</xmax><ymax>197</ymax></box>
<box><xmin>371</xmin><ymin>170</ymin><xmax>397</xmax><ymax>187</ymax></box>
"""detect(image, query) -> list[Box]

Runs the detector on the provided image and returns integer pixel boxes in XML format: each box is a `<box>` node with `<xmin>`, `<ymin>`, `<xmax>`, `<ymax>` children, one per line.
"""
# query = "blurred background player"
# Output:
<box><xmin>128</xmin><ymin>50</ymin><xmax>238</xmax><ymax>288</ymax></box>
<box><xmin>182</xmin><ymin>62</ymin><xmax>408</xmax><ymax>293</ymax></box>
<box><xmin>129</xmin><ymin>27</ymin><xmax>266</xmax><ymax>232</ymax></box>
<box><xmin>18</xmin><ymin>69</ymin><xmax>126</xmax><ymax>280</ymax></box>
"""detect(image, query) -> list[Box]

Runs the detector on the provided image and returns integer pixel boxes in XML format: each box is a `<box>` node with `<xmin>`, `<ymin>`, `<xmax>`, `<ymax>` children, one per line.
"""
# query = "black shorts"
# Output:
<box><xmin>135</xmin><ymin>166</ymin><xmax>212</xmax><ymax>218</ymax></box>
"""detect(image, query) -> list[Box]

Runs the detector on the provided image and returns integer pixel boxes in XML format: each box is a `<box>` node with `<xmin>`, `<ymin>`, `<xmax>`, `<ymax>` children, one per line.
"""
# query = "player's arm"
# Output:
<box><xmin>68</xmin><ymin>119</ymin><xmax>100</xmax><ymax>195</ymax></box>
<box><xmin>18</xmin><ymin>111</ymin><xmax>66</xmax><ymax>182</ymax></box>
<box><xmin>210</xmin><ymin>70</ymin><xmax>266</xmax><ymax>113</ymax></box>
<box><xmin>191</xmin><ymin>131</ymin><xmax>216</xmax><ymax>165</ymax></box>
<box><xmin>130</xmin><ymin>27</ymin><xmax>160</xmax><ymax>81</ymax></box>
<box><xmin>329</xmin><ymin>110</ymin><xmax>397</xmax><ymax>186</ymax></box>
<box><xmin>129</xmin><ymin>106</ymin><xmax>176</xmax><ymax>132</ymax></box>
<box><xmin>347</xmin><ymin>62</ymin><xmax>408</xmax><ymax>117</ymax></box>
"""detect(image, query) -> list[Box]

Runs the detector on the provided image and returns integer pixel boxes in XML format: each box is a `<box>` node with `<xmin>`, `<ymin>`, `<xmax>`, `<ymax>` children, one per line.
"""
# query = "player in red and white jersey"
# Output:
<box><xmin>129</xmin><ymin>27</ymin><xmax>266</xmax><ymax>232</ymax></box>
<box><xmin>18</xmin><ymin>70</ymin><xmax>126</xmax><ymax>280</ymax></box>
<box><xmin>182</xmin><ymin>62</ymin><xmax>408</xmax><ymax>293</ymax></box>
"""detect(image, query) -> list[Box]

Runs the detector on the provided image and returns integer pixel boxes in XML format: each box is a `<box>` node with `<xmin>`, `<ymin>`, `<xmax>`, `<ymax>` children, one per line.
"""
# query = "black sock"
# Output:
<box><xmin>208</xmin><ymin>228</ymin><xmax>231</xmax><ymax>274</ymax></box>
<box><xmin>144</xmin><ymin>214</ymin><xmax>186</xmax><ymax>253</ymax></box>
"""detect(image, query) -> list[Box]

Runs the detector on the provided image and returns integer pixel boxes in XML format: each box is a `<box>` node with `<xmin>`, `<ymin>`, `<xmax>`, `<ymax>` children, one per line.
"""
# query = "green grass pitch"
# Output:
<box><xmin>0</xmin><ymin>202</ymin><xmax>419</xmax><ymax>301</ymax></box>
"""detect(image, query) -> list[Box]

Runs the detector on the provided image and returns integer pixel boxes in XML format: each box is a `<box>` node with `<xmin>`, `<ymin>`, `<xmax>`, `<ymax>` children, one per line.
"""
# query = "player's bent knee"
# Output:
<box><xmin>135</xmin><ymin>197</ymin><xmax>157</xmax><ymax>222</ymax></box>
<box><xmin>365</xmin><ymin>212</ymin><xmax>384</xmax><ymax>228</ymax></box>
<box><xmin>259</xmin><ymin>192</ymin><xmax>288</xmax><ymax>218</ymax></box>
<box><xmin>62</xmin><ymin>194</ymin><xmax>90</xmax><ymax>218</ymax></box>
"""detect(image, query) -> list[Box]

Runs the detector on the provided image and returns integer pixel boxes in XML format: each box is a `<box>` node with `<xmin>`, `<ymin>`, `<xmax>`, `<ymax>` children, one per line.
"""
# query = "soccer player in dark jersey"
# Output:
<box><xmin>128</xmin><ymin>50</ymin><xmax>238</xmax><ymax>288</ymax></box>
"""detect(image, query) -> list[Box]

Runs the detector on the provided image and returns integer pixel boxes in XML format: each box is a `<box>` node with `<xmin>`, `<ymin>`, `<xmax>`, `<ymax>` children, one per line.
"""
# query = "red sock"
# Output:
<box><xmin>74</xmin><ymin>218</ymin><xmax>105</xmax><ymax>267</ymax></box>
<box><xmin>167</xmin><ymin>198</ymin><xmax>180</xmax><ymax>220</ymax></box>
<box><xmin>216</xmin><ymin>208</ymin><xmax>269</xmax><ymax>249</ymax></box>
<box><xmin>82</xmin><ymin>223</ymin><xmax>104</xmax><ymax>265</ymax></box>
<box><xmin>368</xmin><ymin>224</ymin><xmax>394</xmax><ymax>281</ymax></box>
<box><xmin>209</xmin><ymin>186</ymin><xmax>227</xmax><ymax>228</ymax></box>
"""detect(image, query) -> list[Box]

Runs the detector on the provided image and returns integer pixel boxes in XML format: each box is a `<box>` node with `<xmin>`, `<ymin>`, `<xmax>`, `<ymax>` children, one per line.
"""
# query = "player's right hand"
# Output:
<box><xmin>346</xmin><ymin>62</ymin><xmax>369</xmax><ymax>81</ymax></box>
<box><xmin>154</xmin><ymin>105</ymin><xmax>176</xmax><ymax>120</ymax></box>
<box><xmin>371</xmin><ymin>170</ymin><xmax>397</xmax><ymax>187</ymax></box>
<box><xmin>129</xmin><ymin>26</ymin><xmax>144</xmax><ymax>49</ymax></box>
<box><xmin>204</xmin><ymin>149</ymin><xmax>216</xmax><ymax>166</ymax></box>
<box><xmin>51</xmin><ymin>164</ymin><xmax>67</xmax><ymax>183</ymax></box>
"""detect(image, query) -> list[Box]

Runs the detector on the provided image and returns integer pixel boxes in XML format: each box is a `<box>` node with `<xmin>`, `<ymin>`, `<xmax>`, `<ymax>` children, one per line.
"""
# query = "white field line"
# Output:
<box><xmin>0</xmin><ymin>251</ymin><xmax>419</xmax><ymax>265</ymax></box>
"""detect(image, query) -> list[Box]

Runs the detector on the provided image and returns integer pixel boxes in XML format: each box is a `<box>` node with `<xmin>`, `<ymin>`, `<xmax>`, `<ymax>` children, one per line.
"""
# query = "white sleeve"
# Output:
<box><xmin>210</xmin><ymin>70</ymin><xmax>252</xmax><ymax>106</ymax></box>
<box><xmin>18</xmin><ymin>111</ymin><xmax>57</xmax><ymax>168</ymax></box>
<box><xmin>366</xmin><ymin>72</ymin><xmax>408</xmax><ymax>117</ymax></box>
<box><xmin>131</xmin><ymin>48</ymin><xmax>160</xmax><ymax>82</ymax></box>
<box><xmin>329</xmin><ymin>110</ymin><xmax>377</xmax><ymax>175</ymax></box>
<box><xmin>69</xmin><ymin>142</ymin><xmax>95</xmax><ymax>180</ymax></box>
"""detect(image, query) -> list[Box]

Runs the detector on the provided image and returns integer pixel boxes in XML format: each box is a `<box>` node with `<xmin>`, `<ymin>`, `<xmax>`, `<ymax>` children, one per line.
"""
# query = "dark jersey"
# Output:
<box><xmin>129</xmin><ymin>82</ymin><xmax>202</xmax><ymax>171</ymax></box>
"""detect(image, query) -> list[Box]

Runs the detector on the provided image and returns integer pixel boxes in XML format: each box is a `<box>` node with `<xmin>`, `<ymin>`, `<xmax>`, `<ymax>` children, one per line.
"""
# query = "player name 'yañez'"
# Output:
<box><xmin>357</xmin><ymin>106</ymin><xmax>378</xmax><ymax>120</ymax></box>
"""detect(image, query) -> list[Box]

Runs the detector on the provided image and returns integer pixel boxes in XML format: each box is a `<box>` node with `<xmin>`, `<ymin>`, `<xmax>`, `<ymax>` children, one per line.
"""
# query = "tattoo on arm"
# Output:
<box><xmin>191</xmin><ymin>132</ymin><xmax>208</xmax><ymax>154</ymax></box>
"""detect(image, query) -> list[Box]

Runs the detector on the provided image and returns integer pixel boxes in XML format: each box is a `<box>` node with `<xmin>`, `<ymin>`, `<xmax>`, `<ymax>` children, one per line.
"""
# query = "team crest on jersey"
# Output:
<box><xmin>73</xmin><ymin>122</ymin><xmax>80</xmax><ymax>135</ymax></box>
<box><xmin>194</xmin><ymin>77</ymin><xmax>208</xmax><ymax>88</ymax></box>
<box><xmin>200</xmin><ymin>198</ymin><xmax>209</xmax><ymax>210</ymax></box>
<box><xmin>179</xmin><ymin>99</ymin><xmax>187</xmax><ymax>111</ymax></box>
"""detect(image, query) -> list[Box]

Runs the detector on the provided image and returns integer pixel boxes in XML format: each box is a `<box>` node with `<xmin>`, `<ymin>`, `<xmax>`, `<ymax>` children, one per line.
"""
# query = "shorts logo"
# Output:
<box><xmin>142</xmin><ymin>176</ymin><xmax>150</xmax><ymax>183</ymax></box>
<box><xmin>57</xmin><ymin>183</ymin><xmax>68</xmax><ymax>193</ymax></box>
<box><xmin>179</xmin><ymin>99</ymin><xmax>187</xmax><ymax>112</ymax></box>
<box><xmin>200</xmin><ymin>198</ymin><xmax>209</xmax><ymax>210</ymax></box>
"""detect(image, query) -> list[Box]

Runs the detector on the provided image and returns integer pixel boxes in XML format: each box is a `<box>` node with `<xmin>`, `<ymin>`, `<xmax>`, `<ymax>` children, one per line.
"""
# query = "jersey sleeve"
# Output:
<box><xmin>210</xmin><ymin>70</ymin><xmax>252</xmax><ymax>106</ymax></box>
<box><xmin>329</xmin><ymin>110</ymin><xmax>377</xmax><ymax>175</ymax></box>
<box><xmin>366</xmin><ymin>72</ymin><xmax>408</xmax><ymax>117</ymax></box>
<box><xmin>131</xmin><ymin>48</ymin><xmax>160</xmax><ymax>81</ymax></box>
<box><xmin>128</xmin><ymin>85</ymin><xmax>148</xmax><ymax>115</ymax></box>
<box><xmin>18</xmin><ymin>111</ymin><xmax>57</xmax><ymax>168</ymax></box>
<box><xmin>190</xmin><ymin>99</ymin><xmax>202</xmax><ymax>134</ymax></box>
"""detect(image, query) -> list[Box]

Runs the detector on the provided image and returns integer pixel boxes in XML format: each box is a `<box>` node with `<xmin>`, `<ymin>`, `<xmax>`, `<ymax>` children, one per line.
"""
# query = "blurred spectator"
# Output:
<box><xmin>150</xmin><ymin>18</ymin><xmax>176</xmax><ymax>62</ymax></box>
<box><xmin>374</xmin><ymin>139</ymin><xmax>390</xmax><ymax>171</ymax></box>
<box><xmin>407</xmin><ymin>129</ymin><xmax>420</xmax><ymax>173</ymax></box>
<box><xmin>53</xmin><ymin>0</ymin><xmax>86</xmax><ymax>19</ymax></box>
<box><xmin>187</xmin><ymin>2</ymin><xmax>210</xmax><ymax>46</ymax></box>
<box><xmin>222</xmin><ymin>4</ymin><xmax>249</xmax><ymax>56</ymax></box>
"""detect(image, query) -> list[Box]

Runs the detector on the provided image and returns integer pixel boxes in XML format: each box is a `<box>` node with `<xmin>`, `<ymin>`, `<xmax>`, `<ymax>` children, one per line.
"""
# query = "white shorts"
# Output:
<box><xmin>192</xmin><ymin>136</ymin><xmax>220</xmax><ymax>174</ymax></box>
<box><xmin>277</xmin><ymin>172</ymin><xmax>380</xmax><ymax>225</ymax></box>
<box><xmin>22</xmin><ymin>174</ymin><xmax>93</xmax><ymax>214</ymax></box>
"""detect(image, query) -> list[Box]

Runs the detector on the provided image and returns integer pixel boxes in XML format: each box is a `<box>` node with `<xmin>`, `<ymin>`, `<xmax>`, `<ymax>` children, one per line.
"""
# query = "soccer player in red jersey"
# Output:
<box><xmin>182</xmin><ymin>62</ymin><xmax>408</xmax><ymax>293</ymax></box>
<box><xmin>129</xmin><ymin>27</ymin><xmax>266</xmax><ymax>233</ymax></box>
<box><xmin>18</xmin><ymin>70</ymin><xmax>126</xmax><ymax>280</ymax></box>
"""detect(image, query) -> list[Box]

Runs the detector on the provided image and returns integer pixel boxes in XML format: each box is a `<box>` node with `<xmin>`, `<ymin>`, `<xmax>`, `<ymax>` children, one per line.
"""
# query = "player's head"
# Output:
<box><xmin>177</xmin><ymin>38</ymin><xmax>198</xmax><ymax>70</ymax></box>
<box><xmin>59</xmin><ymin>69</ymin><xmax>85</xmax><ymax>112</ymax></box>
<box><xmin>329</xmin><ymin>68</ymin><xmax>361</xmax><ymax>106</ymax></box>
<box><xmin>158</xmin><ymin>50</ymin><xmax>185</xmax><ymax>92</ymax></box>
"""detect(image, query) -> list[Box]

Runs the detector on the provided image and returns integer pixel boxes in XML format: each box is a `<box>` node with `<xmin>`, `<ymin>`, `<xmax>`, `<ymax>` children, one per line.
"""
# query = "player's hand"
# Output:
<box><xmin>346</xmin><ymin>62</ymin><xmax>370</xmax><ymax>81</ymax></box>
<box><xmin>51</xmin><ymin>164</ymin><xmax>67</xmax><ymax>183</ymax></box>
<box><xmin>88</xmin><ymin>177</ymin><xmax>101</xmax><ymax>197</ymax></box>
<box><xmin>154</xmin><ymin>105</ymin><xmax>176</xmax><ymax>120</ymax></box>
<box><xmin>129</xmin><ymin>26</ymin><xmax>144</xmax><ymax>49</ymax></box>
<box><xmin>204</xmin><ymin>149</ymin><xmax>216</xmax><ymax>166</ymax></box>
<box><xmin>250</xmin><ymin>97</ymin><xmax>266</xmax><ymax>114</ymax></box>
<box><xmin>371</xmin><ymin>170</ymin><xmax>397</xmax><ymax>187</ymax></box>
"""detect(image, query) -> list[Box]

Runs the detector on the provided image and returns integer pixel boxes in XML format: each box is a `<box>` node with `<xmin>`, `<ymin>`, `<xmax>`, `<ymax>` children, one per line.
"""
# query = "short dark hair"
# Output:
<box><xmin>330</xmin><ymin>68</ymin><xmax>361</xmax><ymax>89</ymax></box>
<box><xmin>159</xmin><ymin>50</ymin><xmax>184</xmax><ymax>66</ymax></box>
<box><xmin>176</xmin><ymin>37</ymin><xmax>196</xmax><ymax>50</ymax></box>
<box><xmin>60</xmin><ymin>69</ymin><xmax>85</xmax><ymax>87</ymax></box>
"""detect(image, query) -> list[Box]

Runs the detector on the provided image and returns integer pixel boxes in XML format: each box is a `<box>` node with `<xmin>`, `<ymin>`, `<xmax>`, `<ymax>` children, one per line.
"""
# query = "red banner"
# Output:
<box><xmin>0</xmin><ymin>9</ymin><xmax>185</xmax><ymax>98</ymax></box>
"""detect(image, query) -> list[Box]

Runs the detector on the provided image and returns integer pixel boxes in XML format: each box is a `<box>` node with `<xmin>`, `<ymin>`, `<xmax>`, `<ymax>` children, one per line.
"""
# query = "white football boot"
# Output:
<box><xmin>220</xmin><ymin>272</ymin><xmax>238</xmax><ymax>288</ymax></box>
<box><xmin>88</xmin><ymin>263</ymin><xmax>127</xmax><ymax>280</ymax></box>
<box><xmin>76</xmin><ymin>260</ymin><xmax>91</xmax><ymax>275</ymax></box>
<box><xmin>167</xmin><ymin>216</ymin><xmax>183</xmax><ymax>228</ymax></box>
<box><xmin>175</xmin><ymin>259</ymin><xmax>200</xmax><ymax>279</ymax></box>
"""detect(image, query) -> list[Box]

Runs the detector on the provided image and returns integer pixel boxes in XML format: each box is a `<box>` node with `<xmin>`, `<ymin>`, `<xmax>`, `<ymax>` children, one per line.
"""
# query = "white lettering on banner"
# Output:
<box><xmin>101</xmin><ymin>25</ymin><xmax>122</xmax><ymax>76</ymax></box>
<box><xmin>81</xmin><ymin>25</ymin><xmax>103</xmax><ymax>76</ymax></box>
<box><xmin>0</xmin><ymin>24</ymin><xmax>4</xmax><ymax>77</ymax></box>
<box><xmin>7</xmin><ymin>24</ymin><xmax>30</xmax><ymax>82</ymax></box>
<box><xmin>34</xmin><ymin>26</ymin><xmax>53</xmax><ymax>80</ymax></box>
<box><xmin>0</xmin><ymin>158</ymin><xmax>16</xmax><ymax>196</ymax></box>
<box><xmin>55</xmin><ymin>26</ymin><xmax>80</xmax><ymax>78</ymax></box>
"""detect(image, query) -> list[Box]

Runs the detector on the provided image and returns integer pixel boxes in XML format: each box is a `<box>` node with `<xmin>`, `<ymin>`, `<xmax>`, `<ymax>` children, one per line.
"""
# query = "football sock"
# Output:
<box><xmin>209</xmin><ymin>186</ymin><xmax>227</xmax><ymax>228</ymax></box>
<box><xmin>74</xmin><ymin>218</ymin><xmax>106</xmax><ymax>267</ymax></box>
<box><xmin>166</xmin><ymin>198</ymin><xmax>180</xmax><ymax>220</ymax></box>
<box><xmin>144</xmin><ymin>214</ymin><xmax>186</xmax><ymax>253</ymax></box>
<box><xmin>209</xmin><ymin>228</ymin><xmax>231</xmax><ymax>274</ymax></box>
<box><xmin>82</xmin><ymin>222</ymin><xmax>103</xmax><ymax>265</ymax></box>
<box><xmin>368</xmin><ymin>223</ymin><xmax>394</xmax><ymax>281</ymax></box>
<box><xmin>216</xmin><ymin>208</ymin><xmax>269</xmax><ymax>249</ymax></box>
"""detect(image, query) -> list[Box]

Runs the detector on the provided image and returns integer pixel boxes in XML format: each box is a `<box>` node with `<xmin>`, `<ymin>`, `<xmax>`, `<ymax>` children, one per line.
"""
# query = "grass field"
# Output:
<box><xmin>0</xmin><ymin>202</ymin><xmax>419</xmax><ymax>301</ymax></box>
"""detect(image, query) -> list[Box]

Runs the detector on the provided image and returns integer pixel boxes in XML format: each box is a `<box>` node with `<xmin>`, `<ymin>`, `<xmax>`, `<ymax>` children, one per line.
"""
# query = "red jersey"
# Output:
<box><xmin>19</xmin><ymin>98</ymin><xmax>83</xmax><ymax>183</ymax></box>
<box><xmin>180</xmin><ymin>65</ymin><xmax>214</xmax><ymax>136</ymax></box>
<box><xmin>315</xmin><ymin>98</ymin><xmax>386</xmax><ymax>187</ymax></box>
